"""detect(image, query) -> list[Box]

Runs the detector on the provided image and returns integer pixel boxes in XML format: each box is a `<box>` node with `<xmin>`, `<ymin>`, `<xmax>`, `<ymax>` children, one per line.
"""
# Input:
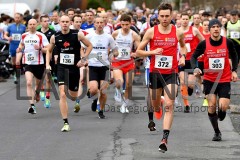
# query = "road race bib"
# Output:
<box><xmin>155</xmin><ymin>55</ymin><xmax>173</xmax><ymax>69</ymax></box>
<box><xmin>95</xmin><ymin>52</ymin><xmax>107</xmax><ymax>61</ymax></box>
<box><xmin>209</xmin><ymin>58</ymin><xmax>225</xmax><ymax>70</ymax></box>
<box><xmin>60</xmin><ymin>53</ymin><xmax>74</xmax><ymax>65</ymax></box>
<box><xmin>185</xmin><ymin>43</ymin><xmax>191</xmax><ymax>52</ymax></box>
<box><xmin>12</xmin><ymin>34</ymin><xmax>21</xmax><ymax>41</ymax></box>
<box><xmin>25</xmin><ymin>52</ymin><xmax>37</xmax><ymax>64</ymax></box>
<box><xmin>230</xmin><ymin>31</ymin><xmax>240</xmax><ymax>39</ymax></box>
<box><xmin>117</xmin><ymin>47</ymin><xmax>131</xmax><ymax>60</ymax></box>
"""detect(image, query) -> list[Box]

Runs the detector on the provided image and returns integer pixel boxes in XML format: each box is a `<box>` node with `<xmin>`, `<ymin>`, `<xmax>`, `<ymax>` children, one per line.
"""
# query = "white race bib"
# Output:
<box><xmin>185</xmin><ymin>43</ymin><xmax>191</xmax><ymax>52</ymax></box>
<box><xmin>60</xmin><ymin>53</ymin><xmax>74</xmax><ymax>65</ymax></box>
<box><xmin>209</xmin><ymin>58</ymin><xmax>225</xmax><ymax>70</ymax></box>
<box><xmin>117</xmin><ymin>47</ymin><xmax>131</xmax><ymax>60</ymax></box>
<box><xmin>12</xmin><ymin>34</ymin><xmax>21</xmax><ymax>41</ymax></box>
<box><xmin>155</xmin><ymin>55</ymin><xmax>173</xmax><ymax>69</ymax></box>
<box><xmin>230</xmin><ymin>31</ymin><xmax>240</xmax><ymax>39</ymax></box>
<box><xmin>25</xmin><ymin>52</ymin><xmax>37</xmax><ymax>64</ymax></box>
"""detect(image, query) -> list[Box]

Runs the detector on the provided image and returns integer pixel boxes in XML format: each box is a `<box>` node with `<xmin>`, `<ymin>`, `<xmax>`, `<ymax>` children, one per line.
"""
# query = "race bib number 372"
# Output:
<box><xmin>155</xmin><ymin>55</ymin><xmax>173</xmax><ymax>69</ymax></box>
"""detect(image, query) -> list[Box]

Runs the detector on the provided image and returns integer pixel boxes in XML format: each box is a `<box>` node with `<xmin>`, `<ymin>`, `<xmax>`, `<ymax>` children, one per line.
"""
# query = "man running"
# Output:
<box><xmin>112</xmin><ymin>14</ymin><xmax>141</xmax><ymax>113</ymax></box>
<box><xmin>16</xmin><ymin>19</ymin><xmax>49</xmax><ymax>114</ymax></box>
<box><xmin>46</xmin><ymin>15</ymin><xmax>92</xmax><ymax>132</ymax></box>
<box><xmin>191</xmin><ymin>19</ymin><xmax>238</xmax><ymax>141</ymax></box>
<box><xmin>4</xmin><ymin>13</ymin><xmax>26</xmax><ymax>84</ymax></box>
<box><xmin>37</xmin><ymin>14</ymin><xmax>56</xmax><ymax>108</ymax></box>
<box><xmin>136</xmin><ymin>3</ymin><xmax>187</xmax><ymax>152</ymax></box>
<box><xmin>86</xmin><ymin>16</ymin><xmax>117</xmax><ymax>119</ymax></box>
<box><xmin>179</xmin><ymin>12</ymin><xmax>204</xmax><ymax>113</ymax></box>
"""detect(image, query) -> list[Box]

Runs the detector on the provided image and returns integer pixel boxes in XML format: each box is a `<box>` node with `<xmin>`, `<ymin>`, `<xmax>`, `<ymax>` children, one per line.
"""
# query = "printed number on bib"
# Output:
<box><xmin>25</xmin><ymin>52</ymin><xmax>37</xmax><ymax>64</ymax></box>
<box><xmin>230</xmin><ymin>31</ymin><xmax>240</xmax><ymax>39</ymax></box>
<box><xmin>155</xmin><ymin>55</ymin><xmax>173</xmax><ymax>69</ymax></box>
<box><xmin>12</xmin><ymin>34</ymin><xmax>21</xmax><ymax>41</ymax></box>
<box><xmin>117</xmin><ymin>47</ymin><xmax>131</xmax><ymax>60</ymax></box>
<box><xmin>185</xmin><ymin>43</ymin><xmax>191</xmax><ymax>52</ymax></box>
<box><xmin>209</xmin><ymin>58</ymin><xmax>224</xmax><ymax>70</ymax></box>
<box><xmin>60</xmin><ymin>53</ymin><xmax>74</xmax><ymax>65</ymax></box>
<box><xmin>96</xmin><ymin>52</ymin><xmax>106</xmax><ymax>61</ymax></box>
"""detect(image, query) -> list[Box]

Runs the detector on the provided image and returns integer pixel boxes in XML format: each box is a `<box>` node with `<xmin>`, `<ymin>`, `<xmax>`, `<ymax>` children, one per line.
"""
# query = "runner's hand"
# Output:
<box><xmin>131</xmin><ymin>52</ymin><xmax>137</xmax><ymax>58</ymax></box>
<box><xmin>178</xmin><ymin>56</ymin><xmax>185</xmax><ymax>67</ymax></box>
<box><xmin>231</xmin><ymin>71</ymin><xmax>238</xmax><ymax>82</ymax></box>
<box><xmin>46</xmin><ymin>65</ymin><xmax>51</xmax><ymax>71</ymax></box>
<box><xmin>152</xmin><ymin>48</ymin><xmax>163</xmax><ymax>55</ymax></box>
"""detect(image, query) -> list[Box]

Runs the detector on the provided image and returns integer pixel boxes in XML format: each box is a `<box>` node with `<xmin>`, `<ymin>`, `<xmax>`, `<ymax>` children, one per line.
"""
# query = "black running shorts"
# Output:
<box><xmin>203</xmin><ymin>80</ymin><xmax>231</xmax><ymax>99</ymax></box>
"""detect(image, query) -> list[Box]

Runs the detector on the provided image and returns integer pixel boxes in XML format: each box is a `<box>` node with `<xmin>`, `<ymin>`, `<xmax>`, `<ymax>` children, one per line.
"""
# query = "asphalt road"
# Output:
<box><xmin>0</xmin><ymin>74</ymin><xmax>239</xmax><ymax>160</ymax></box>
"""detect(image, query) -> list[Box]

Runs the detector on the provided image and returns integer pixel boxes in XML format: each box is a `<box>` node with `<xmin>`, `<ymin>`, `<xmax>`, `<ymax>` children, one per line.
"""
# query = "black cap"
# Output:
<box><xmin>209</xmin><ymin>19</ymin><xmax>222</xmax><ymax>30</ymax></box>
<box><xmin>230</xmin><ymin>10</ymin><xmax>238</xmax><ymax>15</ymax></box>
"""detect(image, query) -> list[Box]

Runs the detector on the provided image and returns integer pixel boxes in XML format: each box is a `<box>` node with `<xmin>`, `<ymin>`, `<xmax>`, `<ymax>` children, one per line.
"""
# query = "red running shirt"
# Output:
<box><xmin>203</xmin><ymin>37</ymin><xmax>231</xmax><ymax>82</ymax></box>
<box><xmin>149</xmin><ymin>25</ymin><xmax>178</xmax><ymax>74</ymax></box>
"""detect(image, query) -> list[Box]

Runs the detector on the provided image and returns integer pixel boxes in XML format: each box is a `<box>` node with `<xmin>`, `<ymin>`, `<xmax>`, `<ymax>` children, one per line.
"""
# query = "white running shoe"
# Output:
<box><xmin>114</xmin><ymin>88</ymin><xmax>122</xmax><ymax>102</ymax></box>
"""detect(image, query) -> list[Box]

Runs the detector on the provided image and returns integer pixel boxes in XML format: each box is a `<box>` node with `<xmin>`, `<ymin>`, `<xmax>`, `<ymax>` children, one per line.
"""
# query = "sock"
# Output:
<box><xmin>148</xmin><ymin>112</ymin><xmax>153</xmax><ymax>121</ymax></box>
<box><xmin>46</xmin><ymin>92</ymin><xmax>50</xmax><ymax>99</ymax></box>
<box><xmin>31</xmin><ymin>104</ymin><xmax>34</xmax><ymax>107</ymax></box>
<box><xmin>181</xmin><ymin>85</ymin><xmax>189</xmax><ymax>106</ymax></box>
<box><xmin>76</xmin><ymin>99</ymin><xmax>80</xmax><ymax>104</ymax></box>
<box><xmin>162</xmin><ymin>130</ymin><xmax>170</xmax><ymax>140</ymax></box>
<box><xmin>208</xmin><ymin>112</ymin><xmax>220</xmax><ymax>133</ymax></box>
<box><xmin>63</xmin><ymin>118</ymin><xmax>68</xmax><ymax>124</ymax></box>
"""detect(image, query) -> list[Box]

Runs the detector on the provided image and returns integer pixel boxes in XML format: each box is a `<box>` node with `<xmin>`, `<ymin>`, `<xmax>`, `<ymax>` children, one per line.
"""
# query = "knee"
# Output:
<box><xmin>115</xmin><ymin>79</ymin><xmax>123</xmax><ymax>88</ymax></box>
<box><xmin>59</xmin><ymin>90</ymin><xmax>66</xmax><ymax>100</ymax></box>
<box><xmin>26</xmin><ymin>80</ymin><xmax>32</xmax><ymax>88</ymax></box>
<box><xmin>89</xmin><ymin>87</ymin><xmax>98</xmax><ymax>96</ymax></box>
<box><xmin>165</xmin><ymin>102</ymin><xmax>174</xmax><ymax>112</ymax></box>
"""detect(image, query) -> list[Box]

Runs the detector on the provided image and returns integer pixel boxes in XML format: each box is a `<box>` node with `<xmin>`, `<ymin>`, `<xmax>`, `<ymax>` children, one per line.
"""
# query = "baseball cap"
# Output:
<box><xmin>230</xmin><ymin>10</ymin><xmax>239</xmax><ymax>15</ymax></box>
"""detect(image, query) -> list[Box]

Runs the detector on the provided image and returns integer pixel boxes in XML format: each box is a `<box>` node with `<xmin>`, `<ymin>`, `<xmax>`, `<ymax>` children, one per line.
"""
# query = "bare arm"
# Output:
<box><xmin>136</xmin><ymin>28</ymin><xmax>163</xmax><ymax>57</ymax></box>
<box><xmin>3</xmin><ymin>31</ymin><xmax>11</xmax><ymax>41</ymax></box>
<box><xmin>46</xmin><ymin>35</ymin><xmax>55</xmax><ymax>70</ymax></box>
<box><xmin>194</xmin><ymin>27</ymin><xmax>205</xmax><ymax>41</ymax></box>
<box><xmin>78</xmin><ymin>31</ymin><xmax>92</xmax><ymax>58</ymax></box>
<box><xmin>177</xmin><ymin>29</ymin><xmax>187</xmax><ymax>66</ymax></box>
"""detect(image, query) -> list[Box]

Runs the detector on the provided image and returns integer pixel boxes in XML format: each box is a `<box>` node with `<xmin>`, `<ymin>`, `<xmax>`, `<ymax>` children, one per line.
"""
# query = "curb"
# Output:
<box><xmin>230</xmin><ymin>104</ymin><xmax>240</xmax><ymax>114</ymax></box>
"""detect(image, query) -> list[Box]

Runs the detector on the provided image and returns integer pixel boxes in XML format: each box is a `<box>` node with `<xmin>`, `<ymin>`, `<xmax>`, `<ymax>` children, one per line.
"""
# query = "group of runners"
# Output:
<box><xmin>0</xmin><ymin>2</ymin><xmax>239</xmax><ymax>153</ymax></box>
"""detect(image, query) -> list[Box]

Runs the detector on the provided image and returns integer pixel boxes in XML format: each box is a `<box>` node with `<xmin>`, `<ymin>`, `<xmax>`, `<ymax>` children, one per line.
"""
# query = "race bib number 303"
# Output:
<box><xmin>60</xmin><ymin>53</ymin><xmax>74</xmax><ymax>65</ymax></box>
<box><xmin>209</xmin><ymin>58</ymin><xmax>224</xmax><ymax>70</ymax></box>
<box><xmin>155</xmin><ymin>55</ymin><xmax>173</xmax><ymax>69</ymax></box>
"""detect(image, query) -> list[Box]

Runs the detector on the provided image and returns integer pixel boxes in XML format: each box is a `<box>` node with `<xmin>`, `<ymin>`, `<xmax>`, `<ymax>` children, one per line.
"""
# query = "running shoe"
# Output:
<box><xmin>148</xmin><ymin>121</ymin><xmax>156</xmax><ymax>131</ymax></box>
<box><xmin>218</xmin><ymin>108</ymin><xmax>226</xmax><ymax>121</ymax></box>
<box><xmin>159</xmin><ymin>139</ymin><xmax>168</xmax><ymax>153</ymax></box>
<box><xmin>61</xmin><ymin>123</ymin><xmax>70</xmax><ymax>132</ymax></box>
<box><xmin>154</xmin><ymin>106</ymin><xmax>162</xmax><ymax>120</ymax></box>
<box><xmin>28</xmin><ymin>105</ymin><xmax>36</xmax><ymax>114</ymax></box>
<box><xmin>44</xmin><ymin>98</ymin><xmax>51</xmax><ymax>108</ymax></box>
<box><xmin>13</xmin><ymin>74</ymin><xmax>18</xmax><ymax>84</ymax></box>
<box><xmin>212</xmin><ymin>132</ymin><xmax>222</xmax><ymax>141</ymax></box>
<box><xmin>98</xmin><ymin>110</ymin><xmax>106</xmax><ymax>119</ymax></box>
<box><xmin>96</xmin><ymin>104</ymin><xmax>101</xmax><ymax>112</ymax></box>
<box><xmin>120</xmin><ymin>102</ymin><xmax>127</xmax><ymax>113</ymax></box>
<box><xmin>91</xmin><ymin>99</ymin><xmax>97</xmax><ymax>112</ymax></box>
<box><xmin>40</xmin><ymin>91</ymin><xmax>45</xmax><ymax>101</ymax></box>
<box><xmin>74</xmin><ymin>103</ymin><xmax>80</xmax><ymax>113</ymax></box>
<box><xmin>202</xmin><ymin>98</ymin><xmax>208</xmax><ymax>107</ymax></box>
<box><xmin>114</xmin><ymin>89</ymin><xmax>122</xmax><ymax>102</ymax></box>
<box><xmin>184</xmin><ymin>105</ymin><xmax>190</xmax><ymax>113</ymax></box>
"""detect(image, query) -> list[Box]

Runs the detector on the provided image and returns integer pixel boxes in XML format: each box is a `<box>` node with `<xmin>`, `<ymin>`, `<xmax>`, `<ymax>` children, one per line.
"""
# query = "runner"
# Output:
<box><xmin>179</xmin><ymin>12</ymin><xmax>204</xmax><ymax>113</ymax></box>
<box><xmin>112</xmin><ymin>14</ymin><xmax>140</xmax><ymax>113</ymax></box>
<box><xmin>46</xmin><ymin>15</ymin><xmax>92</xmax><ymax>132</ymax></box>
<box><xmin>4</xmin><ymin>13</ymin><xmax>26</xmax><ymax>84</ymax></box>
<box><xmin>136</xmin><ymin>3</ymin><xmax>187</xmax><ymax>152</ymax></box>
<box><xmin>86</xmin><ymin>16</ymin><xmax>117</xmax><ymax>119</ymax></box>
<box><xmin>225</xmin><ymin>10</ymin><xmax>240</xmax><ymax>62</ymax></box>
<box><xmin>191</xmin><ymin>19</ymin><xmax>238</xmax><ymax>141</ymax></box>
<box><xmin>15</xmin><ymin>19</ymin><xmax>49</xmax><ymax>114</ymax></box>
<box><xmin>37</xmin><ymin>14</ymin><xmax>56</xmax><ymax>108</ymax></box>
